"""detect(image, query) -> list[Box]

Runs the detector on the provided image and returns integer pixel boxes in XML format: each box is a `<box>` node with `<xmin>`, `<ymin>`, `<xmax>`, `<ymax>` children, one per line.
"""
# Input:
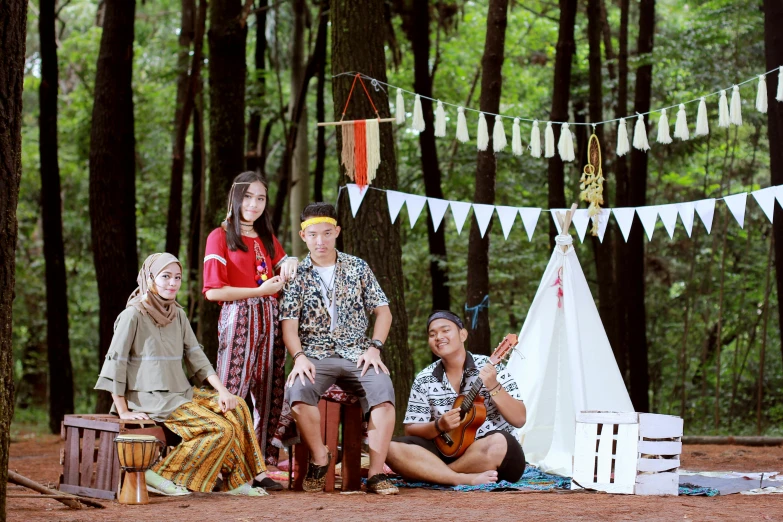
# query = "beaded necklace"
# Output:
<box><xmin>253</xmin><ymin>240</ymin><xmax>268</xmax><ymax>286</ymax></box>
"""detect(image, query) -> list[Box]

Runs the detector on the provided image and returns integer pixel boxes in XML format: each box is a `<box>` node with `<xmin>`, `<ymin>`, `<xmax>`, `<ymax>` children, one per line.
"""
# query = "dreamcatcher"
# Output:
<box><xmin>579</xmin><ymin>133</ymin><xmax>604</xmax><ymax>236</ymax></box>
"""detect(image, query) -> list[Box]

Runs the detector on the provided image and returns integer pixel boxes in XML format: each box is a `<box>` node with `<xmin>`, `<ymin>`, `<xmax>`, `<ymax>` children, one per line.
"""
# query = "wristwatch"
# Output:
<box><xmin>370</xmin><ymin>339</ymin><xmax>384</xmax><ymax>351</ymax></box>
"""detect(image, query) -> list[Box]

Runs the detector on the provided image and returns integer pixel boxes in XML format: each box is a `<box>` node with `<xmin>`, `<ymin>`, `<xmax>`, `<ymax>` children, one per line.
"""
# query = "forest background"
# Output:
<box><xmin>7</xmin><ymin>0</ymin><xmax>783</xmax><ymax>447</ymax></box>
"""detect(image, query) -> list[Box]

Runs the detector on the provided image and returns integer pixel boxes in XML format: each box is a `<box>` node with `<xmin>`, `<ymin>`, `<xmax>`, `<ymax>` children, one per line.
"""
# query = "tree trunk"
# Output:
<box><xmin>289</xmin><ymin>0</ymin><xmax>309</xmax><ymax>257</ymax></box>
<box><xmin>547</xmin><ymin>0</ymin><xmax>578</xmax><ymax>247</ymax></box>
<box><xmin>764</xmin><ymin>0</ymin><xmax>783</xmax><ymax>364</ymax></box>
<box><xmin>89</xmin><ymin>0</ymin><xmax>139</xmax><ymax>413</ymax></box>
<box><xmin>627</xmin><ymin>0</ymin><xmax>655</xmax><ymax>413</ymax></box>
<box><xmin>0</xmin><ymin>3</ymin><xmax>27</xmax><ymax>514</ymax></box>
<box><xmin>465</xmin><ymin>0</ymin><xmax>509</xmax><ymax>356</ymax></box>
<box><xmin>187</xmin><ymin>87</ymin><xmax>206</xmax><ymax>322</ymax></box>
<box><xmin>586</xmin><ymin>0</ymin><xmax>621</xmax><ymax>366</ymax></box>
<box><xmin>332</xmin><ymin>0</ymin><xmax>413</xmax><ymax>431</ymax></box>
<box><xmin>247</xmin><ymin>0</ymin><xmax>268</xmax><ymax>173</ymax></box>
<box><xmin>200</xmin><ymin>0</ymin><xmax>247</xmax><ymax>362</ymax></box>
<box><xmin>313</xmin><ymin>0</ymin><xmax>329</xmax><ymax>203</ymax></box>
<box><xmin>404</xmin><ymin>0</ymin><xmax>451</xmax><ymax>315</ymax></box>
<box><xmin>39</xmin><ymin>0</ymin><xmax>75</xmax><ymax>433</ymax></box>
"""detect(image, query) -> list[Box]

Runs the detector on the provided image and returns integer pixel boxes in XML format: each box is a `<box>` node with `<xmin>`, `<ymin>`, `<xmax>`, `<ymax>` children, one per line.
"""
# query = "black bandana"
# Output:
<box><xmin>427</xmin><ymin>310</ymin><xmax>465</xmax><ymax>330</ymax></box>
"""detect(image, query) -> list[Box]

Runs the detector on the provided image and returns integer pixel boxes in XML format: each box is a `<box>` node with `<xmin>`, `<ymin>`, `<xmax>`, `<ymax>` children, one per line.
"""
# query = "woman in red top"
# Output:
<box><xmin>203</xmin><ymin>171</ymin><xmax>298</xmax><ymax>487</ymax></box>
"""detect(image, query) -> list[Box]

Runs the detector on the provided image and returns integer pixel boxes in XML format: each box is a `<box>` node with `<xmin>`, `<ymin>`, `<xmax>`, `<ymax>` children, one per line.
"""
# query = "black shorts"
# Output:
<box><xmin>393</xmin><ymin>430</ymin><xmax>526</xmax><ymax>483</ymax></box>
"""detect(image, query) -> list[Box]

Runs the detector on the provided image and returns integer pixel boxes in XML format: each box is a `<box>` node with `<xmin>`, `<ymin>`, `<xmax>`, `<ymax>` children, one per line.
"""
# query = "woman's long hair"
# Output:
<box><xmin>224</xmin><ymin>171</ymin><xmax>276</xmax><ymax>258</ymax></box>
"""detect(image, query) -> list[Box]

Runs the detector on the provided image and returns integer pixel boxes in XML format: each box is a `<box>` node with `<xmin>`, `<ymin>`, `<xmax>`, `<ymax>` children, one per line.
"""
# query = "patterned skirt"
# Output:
<box><xmin>216</xmin><ymin>296</ymin><xmax>286</xmax><ymax>466</ymax></box>
<box><xmin>152</xmin><ymin>386</ymin><xmax>265</xmax><ymax>492</ymax></box>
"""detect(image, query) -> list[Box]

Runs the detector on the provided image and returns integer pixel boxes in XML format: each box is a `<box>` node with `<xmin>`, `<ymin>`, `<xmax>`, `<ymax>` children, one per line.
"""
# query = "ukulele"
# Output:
<box><xmin>434</xmin><ymin>334</ymin><xmax>518</xmax><ymax>459</ymax></box>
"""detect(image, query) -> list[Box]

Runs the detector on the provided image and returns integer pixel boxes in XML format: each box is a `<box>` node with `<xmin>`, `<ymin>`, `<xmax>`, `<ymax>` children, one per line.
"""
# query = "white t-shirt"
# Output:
<box><xmin>313</xmin><ymin>264</ymin><xmax>337</xmax><ymax>331</ymax></box>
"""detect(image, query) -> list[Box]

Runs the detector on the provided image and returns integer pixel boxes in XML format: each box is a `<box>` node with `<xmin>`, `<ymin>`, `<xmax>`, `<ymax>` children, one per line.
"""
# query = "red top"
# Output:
<box><xmin>202</xmin><ymin>227</ymin><xmax>287</xmax><ymax>296</ymax></box>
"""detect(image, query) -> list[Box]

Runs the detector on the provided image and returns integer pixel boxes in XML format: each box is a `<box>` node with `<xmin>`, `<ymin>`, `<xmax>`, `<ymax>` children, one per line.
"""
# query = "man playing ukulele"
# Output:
<box><xmin>386</xmin><ymin>311</ymin><xmax>527</xmax><ymax>486</ymax></box>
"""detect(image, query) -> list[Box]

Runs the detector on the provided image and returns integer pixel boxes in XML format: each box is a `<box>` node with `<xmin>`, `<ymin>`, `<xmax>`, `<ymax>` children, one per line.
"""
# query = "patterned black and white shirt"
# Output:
<box><xmin>403</xmin><ymin>352</ymin><xmax>523</xmax><ymax>438</ymax></box>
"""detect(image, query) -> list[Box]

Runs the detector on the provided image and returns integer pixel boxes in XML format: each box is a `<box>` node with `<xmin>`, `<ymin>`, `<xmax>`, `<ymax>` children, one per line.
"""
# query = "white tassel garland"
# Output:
<box><xmin>530</xmin><ymin>120</ymin><xmax>542</xmax><ymax>158</ymax></box>
<box><xmin>456</xmin><ymin>107</ymin><xmax>469</xmax><ymax>143</ymax></box>
<box><xmin>633</xmin><ymin>114</ymin><xmax>650</xmax><ymax>151</ymax></box>
<box><xmin>657</xmin><ymin>109</ymin><xmax>672</xmax><ymax>144</ymax></box>
<box><xmin>476</xmin><ymin>113</ymin><xmax>489</xmax><ymax>151</ymax></box>
<box><xmin>778</xmin><ymin>67</ymin><xmax>783</xmax><ymax>102</ymax></box>
<box><xmin>756</xmin><ymin>75</ymin><xmax>768</xmax><ymax>114</ymax></box>
<box><xmin>718</xmin><ymin>90</ymin><xmax>730</xmax><ymax>127</ymax></box>
<box><xmin>395</xmin><ymin>89</ymin><xmax>406</xmax><ymax>124</ymax></box>
<box><xmin>512</xmin><ymin>118</ymin><xmax>524</xmax><ymax>156</ymax></box>
<box><xmin>616</xmin><ymin>118</ymin><xmax>630</xmax><ymax>156</ymax></box>
<box><xmin>412</xmin><ymin>94</ymin><xmax>425</xmax><ymax>131</ymax></box>
<box><xmin>674</xmin><ymin>104</ymin><xmax>689</xmax><ymax>141</ymax></box>
<box><xmin>730</xmin><ymin>85</ymin><xmax>742</xmax><ymax>126</ymax></box>
<box><xmin>492</xmin><ymin>115</ymin><xmax>507</xmax><ymax>152</ymax></box>
<box><xmin>544</xmin><ymin>122</ymin><xmax>555</xmax><ymax>158</ymax></box>
<box><xmin>695</xmin><ymin>97</ymin><xmax>709</xmax><ymax>136</ymax></box>
<box><xmin>434</xmin><ymin>100</ymin><xmax>447</xmax><ymax>137</ymax></box>
<box><xmin>558</xmin><ymin>123</ymin><xmax>575</xmax><ymax>162</ymax></box>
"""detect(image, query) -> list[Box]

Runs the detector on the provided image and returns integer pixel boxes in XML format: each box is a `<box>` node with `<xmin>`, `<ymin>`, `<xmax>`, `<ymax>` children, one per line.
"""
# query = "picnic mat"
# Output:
<box><xmin>678</xmin><ymin>471</ymin><xmax>782</xmax><ymax>495</ymax></box>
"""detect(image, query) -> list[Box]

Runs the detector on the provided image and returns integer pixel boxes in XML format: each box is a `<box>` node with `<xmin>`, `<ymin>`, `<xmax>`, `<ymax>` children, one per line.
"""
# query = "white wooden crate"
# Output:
<box><xmin>571</xmin><ymin>411</ymin><xmax>683</xmax><ymax>495</ymax></box>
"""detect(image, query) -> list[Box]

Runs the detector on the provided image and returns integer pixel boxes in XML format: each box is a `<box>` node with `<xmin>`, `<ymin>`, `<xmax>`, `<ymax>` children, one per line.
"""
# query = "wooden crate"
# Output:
<box><xmin>291</xmin><ymin>399</ymin><xmax>363</xmax><ymax>492</ymax></box>
<box><xmin>572</xmin><ymin>411</ymin><xmax>683</xmax><ymax>496</ymax></box>
<box><xmin>59</xmin><ymin>414</ymin><xmax>162</xmax><ymax>500</ymax></box>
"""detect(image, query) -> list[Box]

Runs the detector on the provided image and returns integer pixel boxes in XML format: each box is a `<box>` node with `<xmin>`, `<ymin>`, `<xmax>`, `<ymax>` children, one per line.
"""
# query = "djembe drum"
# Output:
<box><xmin>114</xmin><ymin>434</ymin><xmax>163</xmax><ymax>505</ymax></box>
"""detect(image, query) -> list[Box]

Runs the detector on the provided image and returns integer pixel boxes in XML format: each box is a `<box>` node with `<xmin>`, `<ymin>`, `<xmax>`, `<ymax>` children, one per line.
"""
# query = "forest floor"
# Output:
<box><xmin>6</xmin><ymin>426</ymin><xmax>783</xmax><ymax>521</ymax></box>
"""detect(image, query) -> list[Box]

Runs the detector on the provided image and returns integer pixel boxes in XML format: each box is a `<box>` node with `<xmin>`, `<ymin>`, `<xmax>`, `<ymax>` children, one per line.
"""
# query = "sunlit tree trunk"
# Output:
<box><xmin>247</xmin><ymin>0</ymin><xmax>268</xmax><ymax>173</ymax></box>
<box><xmin>313</xmin><ymin>0</ymin><xmax>329</xmax><ymax>203</ymax></box>
<box><xmin>289</xmin><ymin>0</ymin><xmax>309</xmax><ymax>257</ymax></box>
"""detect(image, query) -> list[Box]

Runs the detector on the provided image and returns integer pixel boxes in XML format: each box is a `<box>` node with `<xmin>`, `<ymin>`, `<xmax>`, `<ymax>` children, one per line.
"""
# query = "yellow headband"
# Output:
<box><xmin>300</xmin><ymin>217</ymin><xmax>337</xmax><ymax>231</ymax></box>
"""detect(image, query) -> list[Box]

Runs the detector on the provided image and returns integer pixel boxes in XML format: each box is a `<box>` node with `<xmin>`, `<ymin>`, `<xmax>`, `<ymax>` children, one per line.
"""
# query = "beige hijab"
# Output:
<box><xmin>126</xmin><ymin>253</ymin><xmax>183</xmax><ymax>327</ymax></box>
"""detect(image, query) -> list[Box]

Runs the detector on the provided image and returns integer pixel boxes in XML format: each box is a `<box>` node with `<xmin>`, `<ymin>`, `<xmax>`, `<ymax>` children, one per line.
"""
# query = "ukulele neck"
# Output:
<box><xmin>460</xmin><ymin>374</ymin><xmax>485</xmax><ymax>412</ymax></box>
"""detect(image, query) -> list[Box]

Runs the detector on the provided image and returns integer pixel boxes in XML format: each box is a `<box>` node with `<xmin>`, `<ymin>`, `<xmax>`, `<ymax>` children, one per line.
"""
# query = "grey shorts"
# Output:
<box><xmin>285</xmin><ymin>355</ymin><xmax>395</xmax><ymax>414</ymax></box>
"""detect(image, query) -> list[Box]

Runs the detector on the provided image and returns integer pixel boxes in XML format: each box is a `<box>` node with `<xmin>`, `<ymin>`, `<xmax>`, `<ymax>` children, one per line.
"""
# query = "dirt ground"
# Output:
<box><xmin>7</xmin><ymin>430</ymin><xmax>783</xmax><ymax>522</ymax></box>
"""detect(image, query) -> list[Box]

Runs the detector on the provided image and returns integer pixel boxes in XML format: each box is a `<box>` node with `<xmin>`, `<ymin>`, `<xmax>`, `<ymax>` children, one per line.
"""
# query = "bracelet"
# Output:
<box><xmin>490</xmin><ymin>386</ymin><xmax>503</xmax><ymax>397</ymax></box>
<box><xmin>435</xmin><ymin>416</ymin><xmax>445</xmax><ymax>434</ymax></box>
<box><xmin>292</xmin><ymin>351</ymin><xmax>306</xmax><ymax>362</ymax></box>
<box><xmin>487</xmin><ymin>383</ymin><xmax>501</xmax><ymax>393</ymax></box>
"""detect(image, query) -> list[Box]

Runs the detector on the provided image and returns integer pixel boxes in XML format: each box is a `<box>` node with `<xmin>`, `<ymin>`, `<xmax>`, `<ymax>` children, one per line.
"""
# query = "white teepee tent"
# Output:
<box><xmin>506</xmin><ymin>207</ymin><xmax>633</xmax><ymax>477</ymax></box>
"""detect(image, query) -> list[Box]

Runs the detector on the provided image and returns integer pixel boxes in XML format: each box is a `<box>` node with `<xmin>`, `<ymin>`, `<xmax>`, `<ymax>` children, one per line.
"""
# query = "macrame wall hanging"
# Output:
<box><xmin>318</xmin><ymin>73</ymin><xmax>395</xmax><ymax>188</ymax></box>
<box><xmin>579</xmin><ymin>133</ymin><xmax>604</xmax><ymax>236</ymax></box>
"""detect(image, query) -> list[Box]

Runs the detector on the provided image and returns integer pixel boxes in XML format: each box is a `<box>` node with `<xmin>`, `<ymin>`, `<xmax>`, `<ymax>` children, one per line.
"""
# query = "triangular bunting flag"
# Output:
<box><xmin>612</xmin><ymin>208</ymin><xmax>635</xmax><ymax>242</ymax></box>
<box><xmin>427</xmin><ymin>197</ymin><xmax>450</xmax><ymax>232</ymax></box>
<box><xmin>495</xmin><ymin>206</ymin><xmax>519</xmax><ymax>240</ymax></box>
<box><xmin>773</xmin><ymin>185</ymin><xmax>783</xmax><ymax>209</ymax></box>
<box><xmin>723</xmin><ymin>193</ymin><xmax>747</xmax><ymax>229</ymax></box>
<box><xmin>386</xmin><ymin>190</ymin><xmax>406</xmax><ymax>224</ymax></box>
<box><xmin>571</xmin><ymin>209</ymin><xmax>590</xmax><ymax>243</ymax></box>
<box><xmin>677</xmin><ymin>202</ymin><xmax>695</xmax><ymax>237</ymax></box>
<box><xmin>752</xmin><ymin>187</ymin><xmax>776</xmax><ymax>223</ymax></box>
<box><xmin>347</xmin><ymin>183</ymin><xmax>368</xmax><ymax>217</ymax></box>
<box><xmin>450</xmin><ymin>201</ymin><xmax>472</xmax><ymax>235</ymax></box>
<box><xmin>658</xmin><ymin>204</ymin><xmax>679</xmax><ymax>239</ymax></box>
<box><xmin>519</xmin><ymin>208</ymin><xmax>541</xmax><ymax>241</ymax></box>
<box><xmin>405</xmin><ymin>194</ymin><xmax>427</xmax><ymax>229</ymax></box>
<box><xmin>636</xmin><ymin>206</ymin><xmax>659</xmax><ymax>241</ymax></box>
<box><xmin>695</xmin><ymin>198</ymin><xmax>716</xmax><ymax>234</ymax></box>
<box><xmin>473</xmin><ymin>204</ymin><xmax>495</xmax><ymax>238</ymax></box>
<box><xmin>595</xmin><ymin>209</ymin><xmax>611</xmax><ymax>242</ymax></box>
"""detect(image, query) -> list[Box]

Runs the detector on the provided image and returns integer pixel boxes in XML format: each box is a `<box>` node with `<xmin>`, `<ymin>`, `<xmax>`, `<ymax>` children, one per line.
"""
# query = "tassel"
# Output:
<box><xmin>756</xmin><ymin>75</ymin><xmax>768</xmax><ymax>114</ymax></box>
<box><xmin>657</xmin><ymin>109</ymin><xmax>672</xmax><ymax>144</ymax></box>
<box><xmin>512</xmin><ymin>118</ymin><xmax>524</xmax><ymax>156</ymax></box>
<box><xmin>544</xmin><ymin>122</ymin><xmax>555</xmax><ymax>158</ymax></box>
<box><xmin>395</xmin><ymin>89</ymin><xmax>406</xmax><ymax>124</ymax></box>
<box><xmin>341</xmin><ymin>124</ymin><xmax>356</xmax><ymax>180</ymax></box>
<box><xmin>777</xmin><ymin>67</ymin><xmax>783</xmax><ymax>102</ymax></box>
<box><xmin>434</xmin><ymin>100</ymin><xmax>447</xmax><ymax>137</ymax></box>
<box><xmin>718</xmin><ymin>90</ymin><xmax>730</xmax><ymax>127</ymax></box>
<box><xmin>476</xmin><ymin>113</ymin><xmax>489</xmax><ymax>151</ymax></box>
<box><xmin>456</xmin><ymin>107</ymin><xmax>470</xmax><ymax>143</ymax></box>
<box><xmin>354</xmin><ymin>120</ymin><xmax>368</xmax><ymax>187</ymax></box>
<box><xmin>365</xmin><ymin>118</ymin><xmax>380</xmax><ymax>185</ymax></box>
<box><xmin>492</xmin><ymin>115</ymin><xmax>507</xmax><ymax>152</ymax></box>
<box><xmin>633</xmin><ymin>114</ymin><xmax>650</xmax><ymax>151</ymax></box>
<box><xmin>530</xmin><ymin>120</ymin><xmax>542</xmax><ymax>158</ymax></box>
<box><xmin>558</xmin><ymin>123</ymin><xmax>575</xmax><ymax>162</ymax></box>
<box><xmin>730</xmin><ymin>85</ymin><xmax>742</xmax><ymax>126</ymax></box>
<box><xmin>674</xmin><ymin>104</ymin><xmax>689</xmax><ymax>141</ymax></box>
<box><xmin>412</xmin><ymin>94</ymin><xmax>425</xmax><ymax>131</ymax></box>
<box><xmin>695</xmin><ymin>97</ymin><xmax>709</xmax><ymax>137</ymax></box>
<box><xmin>616</xmin><ymin>118</ymin><xmax>630</xmax><ymax>156</ymax></box>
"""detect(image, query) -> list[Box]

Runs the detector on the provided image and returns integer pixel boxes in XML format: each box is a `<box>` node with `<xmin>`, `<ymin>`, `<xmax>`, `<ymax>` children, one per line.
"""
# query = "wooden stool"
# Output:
<box><xmin>290</xmin><ymin>399</ymin><xmax>363</xmax><ymax>492</ymax></box>
<box><xmin>59</xmin><ymin>414</ymin><xmax>165</xmax><ymax>500</ymax></box>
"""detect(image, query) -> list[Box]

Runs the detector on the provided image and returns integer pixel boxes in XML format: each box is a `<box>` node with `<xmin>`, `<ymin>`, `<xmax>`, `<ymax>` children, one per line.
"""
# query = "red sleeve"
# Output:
<box><xmin>202</xmin><ymin>228</ymin><xmax>229</xmax><ymax>294</ymax></box>
<box><xmin>271</xmin><ymin>234</ymin><xmax>287</xmax><ymax>269</ymax></box>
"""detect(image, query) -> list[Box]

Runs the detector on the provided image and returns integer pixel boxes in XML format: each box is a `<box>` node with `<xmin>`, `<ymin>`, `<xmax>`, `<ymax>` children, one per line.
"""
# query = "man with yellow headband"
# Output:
<box><xmin>279</xmin><ymin>202</ymin><xmax>397</xmax><ymax>495</ymax></box>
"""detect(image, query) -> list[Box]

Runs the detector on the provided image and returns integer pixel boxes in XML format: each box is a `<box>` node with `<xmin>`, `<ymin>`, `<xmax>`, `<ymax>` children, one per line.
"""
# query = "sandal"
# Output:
<box><xmin>253</xmin><ymin>476</ymin><xmax>284</xmax><ymax>491</ymax></box>
<box><xmin>144</xmin><ymin>470</ymin><xmax>191</xmax><ymax>496</ymax></box>
<box><xmin>302</xmin><ymin>450</ymin><xmax>332</xmax><ymax>492</ymax></box>
<box><xmin>366</xmin><ymin>473</ymin><xmax>398</xmax><ymax>495</ymax></box>
<box><xmin>227</xmin><ymin>482</ymin><xmax>269</xmax><ymax>497</ymax></box>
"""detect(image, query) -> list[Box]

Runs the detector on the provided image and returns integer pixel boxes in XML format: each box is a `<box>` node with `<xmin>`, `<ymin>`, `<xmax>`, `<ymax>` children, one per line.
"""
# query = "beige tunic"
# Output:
<box><xmin>95</xmin><ymin>307</ymin><xmax>216</xmax><ymax>422</ymax></box>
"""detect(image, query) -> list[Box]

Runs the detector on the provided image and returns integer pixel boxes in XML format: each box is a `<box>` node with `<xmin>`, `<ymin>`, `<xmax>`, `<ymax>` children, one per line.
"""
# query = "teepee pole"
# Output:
<box><xmin>556</xmin><ymin>203</ymin><xmax>579</xmax><ymax>252</ymax></box>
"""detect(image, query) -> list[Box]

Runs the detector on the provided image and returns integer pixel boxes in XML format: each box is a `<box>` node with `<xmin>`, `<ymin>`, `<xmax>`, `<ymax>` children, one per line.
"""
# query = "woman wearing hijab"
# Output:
<box><xmin>95</xmin><ymin>253</ymin><xmax>269</xmax><ymax>496</ymax></box>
